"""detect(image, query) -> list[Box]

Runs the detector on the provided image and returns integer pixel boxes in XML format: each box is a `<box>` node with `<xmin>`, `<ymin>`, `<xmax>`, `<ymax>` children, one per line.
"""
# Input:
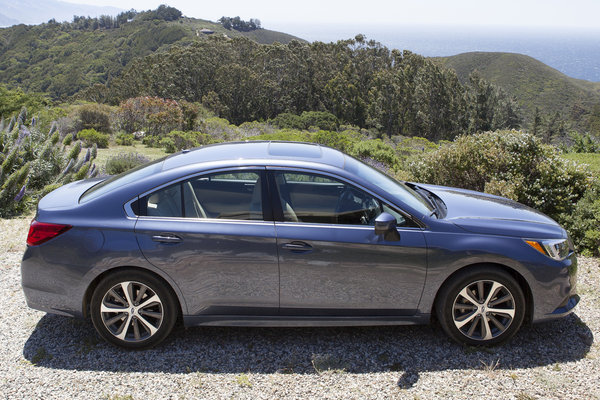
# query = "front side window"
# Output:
<box><xmin>138</xmin><ymin>170</ymin><xmax>263</xmax><ymax>220</ymax></box>
<box><xmin>273</xmin><ymin>171</ymin><xmax>413</xmax><ymax>226</ymax></box>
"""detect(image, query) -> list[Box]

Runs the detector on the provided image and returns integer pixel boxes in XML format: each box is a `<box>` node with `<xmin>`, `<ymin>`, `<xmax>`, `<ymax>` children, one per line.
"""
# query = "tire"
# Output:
<box><xmin>435</xmin><ymin>267</ymin><xmax>526</xmax><ymax>346</ymax></box>
<box><xmin>90</xmin><ymin>269</ymin><xmax>178</xmax><ymax>349</ymax></box>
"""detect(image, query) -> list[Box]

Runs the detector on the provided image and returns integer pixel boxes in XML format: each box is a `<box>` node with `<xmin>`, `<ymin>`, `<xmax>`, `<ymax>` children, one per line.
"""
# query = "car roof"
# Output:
<box><xmin>162</xmin><ymin>141</ymin><xmax>347</xmax><ymax>171</ymax></box>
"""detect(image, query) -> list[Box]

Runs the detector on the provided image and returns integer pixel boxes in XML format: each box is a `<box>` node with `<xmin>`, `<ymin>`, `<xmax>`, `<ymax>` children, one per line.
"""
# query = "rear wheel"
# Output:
<box><xmin>90</xmin><ymin>270</ymin><xmax>177</xmax><ymax>349</ymax></box>
<box><xmin>436</xmin><ymin>267</ymin><xmax>526</xmax><ymax>346</ymax></box>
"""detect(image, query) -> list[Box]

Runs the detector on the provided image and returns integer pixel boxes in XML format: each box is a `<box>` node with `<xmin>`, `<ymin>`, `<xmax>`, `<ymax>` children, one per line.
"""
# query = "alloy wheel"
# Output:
<box><xmin>452</xmin><ymin>280</ymin><xmax>516</xmax><ymax>341</ymax></box>
<box><xmin>100</xmin><ymin>281</ymin><xmax>164</xmax><ymax>342</ymax></box>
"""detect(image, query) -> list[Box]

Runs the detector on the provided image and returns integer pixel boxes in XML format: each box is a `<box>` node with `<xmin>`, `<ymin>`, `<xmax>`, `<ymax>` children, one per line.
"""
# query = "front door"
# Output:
<box><xmin>271</xmin><ymin>170</ymin><xmax>427</xmax><ymax>316</ymax></box>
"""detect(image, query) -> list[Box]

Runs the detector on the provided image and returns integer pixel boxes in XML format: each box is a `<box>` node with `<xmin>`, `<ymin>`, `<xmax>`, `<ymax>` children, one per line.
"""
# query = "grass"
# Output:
<box><xmin>95</xmin><ymin>141</ymin><xmax>168</xmax><ymax>173</ymax></box>
<box><xmin>562</xmin><ymin>152</ymin><xmax>600</xmax><ymax>176</ymax></box>
<box><xmin>235</xmin><ymin>373</ymin><xmax>252</xmax><ymax>388</ymax></box>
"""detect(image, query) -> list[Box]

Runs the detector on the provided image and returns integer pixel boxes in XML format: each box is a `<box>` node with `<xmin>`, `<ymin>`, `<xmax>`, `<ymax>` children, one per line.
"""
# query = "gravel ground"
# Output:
<box><xmin>1</xmin><ymin>216</ymin><xmax>598</xmax><ymax>399</ymax></box>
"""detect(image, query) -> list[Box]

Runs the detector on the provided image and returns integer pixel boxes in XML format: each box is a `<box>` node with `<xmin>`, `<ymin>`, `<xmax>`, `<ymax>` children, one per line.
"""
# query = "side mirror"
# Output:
<box><xmin>374</xmin><ymin>212</ymin><xmax>400</xmax><ymax>241</ymax></box>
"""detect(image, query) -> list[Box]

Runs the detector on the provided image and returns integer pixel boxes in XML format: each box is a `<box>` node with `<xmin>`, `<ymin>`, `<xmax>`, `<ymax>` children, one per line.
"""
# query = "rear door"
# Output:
<box><xmin>134</xmin><ymin>169</ymin><xmax>280</xmax><ymax>316</ymax></box>
<box><xmin>270</xmin><ymin>170</ymin><xmax>428</xmax><ymax>316</ymax></box>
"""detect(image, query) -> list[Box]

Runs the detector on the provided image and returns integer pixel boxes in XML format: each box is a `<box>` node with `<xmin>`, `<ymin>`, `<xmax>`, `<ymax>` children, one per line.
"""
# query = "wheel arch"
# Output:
<box><xmin>82</xmin><ymin>266</ymin><xmax>184</xmax><ymax>323</ymax></box>
<box><xmin>430</xmin><ymin>262</ymin><xmax>534</xmax><ymax>324</ymax></box>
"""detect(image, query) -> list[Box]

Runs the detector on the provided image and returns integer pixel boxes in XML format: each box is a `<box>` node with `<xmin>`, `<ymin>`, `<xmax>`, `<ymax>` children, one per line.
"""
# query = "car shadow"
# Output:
<box><xmin>23</xmin><ymin>313</ymin><xmax>593</xmax><ymax>383</ymax></box>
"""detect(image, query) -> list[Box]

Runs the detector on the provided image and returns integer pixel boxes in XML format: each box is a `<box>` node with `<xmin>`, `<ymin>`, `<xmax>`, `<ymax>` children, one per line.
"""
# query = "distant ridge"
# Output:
<box><xmin>0</xmin><ymin>12</ymin><xmax>305</xmax><ymax>98</ymax></box>
<box><xmin>433</xmin><ymin>52</ymin><xmax>600</xmax><ymax>126</ymax></box>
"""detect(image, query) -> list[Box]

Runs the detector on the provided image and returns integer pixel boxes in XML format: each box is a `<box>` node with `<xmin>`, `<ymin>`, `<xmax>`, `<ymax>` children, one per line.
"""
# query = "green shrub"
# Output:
<box><xmin>75</xmin><ymin>103</ymin><xmax>112</xmax><ymax>133</ymax></box>
<box><xmin>407</xmin><ymin>130</ymin><xmax>591</xmax><ymax>226</ymax></box>
<box><xmin>271</xmin><ymin>111</ymin><xmax>339</xmax><ymax>131</ymax></box>
<box><xmin>271</xmin><ymin>113</ymin><xmax>305</xmax><ymax>130</ymax></box>
<box><xmin>77</xmin><ymin>128</ymin><xmax>109</xmax><ymax>148</ymax></box>
<box><xmin>160</xmin><ymin>130</ymin><xmax>216</xmax><ymax>153</ymax></box>
<box><xmin>300</xmin><ymin>111</ymin><xmax>339</xmax><ymax>131</ymax></box>
<box><xmin>249</xmin><ymin>129</ymin><xmax>310</xmax><ymax>142</ymax></box>
<box><xmin>105</xmin><ymin>153</ymin><xmax>150</xmax><ymax>175</ymax></box>
<box><xmin>350</xmin><ymin>139</ymin><xmax>402</xmax><ymax>170</ymax></box>
<box><xmin>62</xmin><ymin>134</ymin><xmax>73</xmax><ymax>145</ymax></box>
<box><xmin>561</xmin><ymin>180</ymin><xmax>600</xmax><ymax>256</ymax></box>
<box><xmin>115</xmin><ymin>132</ymin><xmax>134</xmax><ymax>146</ymax></box>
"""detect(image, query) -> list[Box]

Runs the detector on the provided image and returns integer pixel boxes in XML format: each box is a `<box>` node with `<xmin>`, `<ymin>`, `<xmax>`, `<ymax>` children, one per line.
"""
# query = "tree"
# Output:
<box><xmin>531</xmin><ymin>107</ymin><xmax>542</xmax><ymax>137</ymax></box>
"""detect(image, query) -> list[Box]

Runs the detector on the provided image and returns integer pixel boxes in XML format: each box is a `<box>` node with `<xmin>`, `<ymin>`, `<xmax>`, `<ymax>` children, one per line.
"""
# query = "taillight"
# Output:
<box><xmin>27</xmin><ymin>220</ymin><xmax>72</xmax><ymax>246</ymax></box>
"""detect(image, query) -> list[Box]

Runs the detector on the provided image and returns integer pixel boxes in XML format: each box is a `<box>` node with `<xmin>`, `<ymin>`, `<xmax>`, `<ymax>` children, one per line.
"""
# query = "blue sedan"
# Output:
<box><xmin>21</xmin><ymin>141</ymin><xmax>579</xmax><ymax>348</ymax></box>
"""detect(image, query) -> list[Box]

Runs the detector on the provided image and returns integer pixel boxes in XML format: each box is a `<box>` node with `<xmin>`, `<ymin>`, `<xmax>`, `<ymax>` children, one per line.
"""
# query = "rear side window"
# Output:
<box><xmin>137</xmin><ymin>170</ymin><xmax>264</xmax><ymax>220</ymax></box>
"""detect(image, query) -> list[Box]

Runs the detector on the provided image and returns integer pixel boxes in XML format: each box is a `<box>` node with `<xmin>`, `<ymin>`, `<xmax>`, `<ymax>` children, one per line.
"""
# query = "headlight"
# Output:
<box><xmin>525</xmin><ymin>239</ymin><xmax>572</xmax><ymax>261</ymax></box>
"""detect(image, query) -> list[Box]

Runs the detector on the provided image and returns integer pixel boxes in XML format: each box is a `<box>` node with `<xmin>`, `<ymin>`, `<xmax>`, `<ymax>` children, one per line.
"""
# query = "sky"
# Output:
<box><xmin>63</xmin><ymin>0</ymin><xmax>600</xmax><ymax>31</ymax></box>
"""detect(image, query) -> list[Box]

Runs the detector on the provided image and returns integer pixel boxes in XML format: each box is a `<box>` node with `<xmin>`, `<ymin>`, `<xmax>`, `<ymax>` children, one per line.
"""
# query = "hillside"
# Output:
<box><xmin>433</xmin><ymin>52</ymin><xmax>600</xmax><ymax>126</ymax></box>
<box><xmin>0</xmin><ymin>11</ymin><xmax>303</xmax><ymax>99</ymax></box>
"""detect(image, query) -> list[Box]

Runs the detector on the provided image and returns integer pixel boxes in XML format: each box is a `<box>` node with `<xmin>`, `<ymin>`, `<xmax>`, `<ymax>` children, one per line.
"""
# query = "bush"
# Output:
<box><xmin>407</xmin><ymin>130</ymin><xmax>591</xmax><ymax>229</ymax></box>
<box><xmin>117</xmin><ymin>97</ymin><xmax>184</xmax><ymax>137</ymax></box>
<box><xmin>250</xmin><ymin>129</ymin><xmax>310</xmax><ymax>142</ymax></box>
<box><xmin>300</xmin><ymin>111</ymin><xmax>339</xmax><ymax>131</ymax></box>
<box><xmin>271</xmin><ymin>111</ymin><xmax>339</xmax><ymax>131</ymax></box>
<box><xmin>115</xmin><ymin>132</ymin><xmax>134</xmax><ymax>145</ymax></box>
<box><xmin>271</xmin><ymin>113</ymin><xmax>304</xmax><ymax>130</ymax></box>
<box><xmin>74</xmin><ymin>103</ymin><xmax>112</xmax><ymax>133</ymax></box>
<box><xmin>77</xmin><ymin>128</ymin><xmax>109</xmax><ymax>148</ymax></box>
<box><xmin>160</xmin><ymin>130</ymin><xmax>216</xmax><ymax>153</ymax></box>
<box><xmin>561</xmin><ymin>180</ymin><xmax>600</xmax><ymax>256</ymax></box>
<box><xmin>350</xmin><ymin>139</ymin><xmax>402</xmax><ymax>170</ymax></box>
<box><xmin>104</xmin><ymin>153</ymin><xmax>150</xmax><ymax>175</ymax></box>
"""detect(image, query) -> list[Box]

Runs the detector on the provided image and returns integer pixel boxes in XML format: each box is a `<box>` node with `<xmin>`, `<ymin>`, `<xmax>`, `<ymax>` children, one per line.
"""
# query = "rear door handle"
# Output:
<box><xmin>282</xmin><ymin>241</ymin><xmax>313</xmax><ymax>253</ymax></box>
<box><xmin>152</xmin><ymin>234</ymin><xmax>183</xmax><ymax>244</ymax></box>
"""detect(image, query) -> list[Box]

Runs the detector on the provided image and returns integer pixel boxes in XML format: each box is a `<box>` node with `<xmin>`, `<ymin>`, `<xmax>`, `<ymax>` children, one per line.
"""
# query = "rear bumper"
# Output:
<box><xmin>22</xmin><ymin>286</ymin><xmax>82</xmax><ymax>318</ymax></box>
<box><xmin>21</xmin><ymin>246</ymin><xmax>86</xmax><ymax>319</ymax></box>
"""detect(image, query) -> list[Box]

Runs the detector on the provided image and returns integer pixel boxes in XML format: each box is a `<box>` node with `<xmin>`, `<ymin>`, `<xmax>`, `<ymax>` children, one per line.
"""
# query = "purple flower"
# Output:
<box><xmin>62</xmin><ymin>159</ymin><xmax>74</xmax><ymax>175</ymax></box>
<box><xmin>14</xmin><ymin>184</ymin><xmax>26</xmax><ymax>202</ymax></box>
<box><xmin>84</xmin><ymin>148</ymin><xmax>91</xmax><ymax>163</ymax></box>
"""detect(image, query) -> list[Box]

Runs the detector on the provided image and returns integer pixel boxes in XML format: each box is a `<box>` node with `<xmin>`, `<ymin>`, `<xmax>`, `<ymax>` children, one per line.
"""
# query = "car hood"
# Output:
<box><xmin>418</xmin><ymin>183</ymin><xmax>566</xmax><ymax>239</ymax></box>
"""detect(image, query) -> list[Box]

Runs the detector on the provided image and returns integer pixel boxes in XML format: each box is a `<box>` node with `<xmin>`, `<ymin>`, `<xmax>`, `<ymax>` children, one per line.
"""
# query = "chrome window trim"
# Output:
<box><xmin>135</xmin><ymin>216</ymin><xmax>275</xmax><ymax>226</ymax></box>
<box><xmin>274</xmin><ymin>221</ymin><xmax>423</xmax><ymax>231</ymax></box>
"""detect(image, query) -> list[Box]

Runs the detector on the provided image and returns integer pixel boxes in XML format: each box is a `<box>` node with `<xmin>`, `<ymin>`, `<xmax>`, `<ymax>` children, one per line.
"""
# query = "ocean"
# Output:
<box><xmin>269</xmin><ymin>24</ymin><xmax>600</xmax><ymax>82</ymax></box>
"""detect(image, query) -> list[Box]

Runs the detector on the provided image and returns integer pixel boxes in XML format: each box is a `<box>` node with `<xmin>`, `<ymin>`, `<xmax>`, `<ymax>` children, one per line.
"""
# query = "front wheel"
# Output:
<box><xmin>436</xmin><ymin>267</ymin><xmax>526</xmax><ymax>346</ymax></box>
<box><xmin>90</xmin><ymin>270</ymin><xmax>178</xmax><ymax>349</ymax></box>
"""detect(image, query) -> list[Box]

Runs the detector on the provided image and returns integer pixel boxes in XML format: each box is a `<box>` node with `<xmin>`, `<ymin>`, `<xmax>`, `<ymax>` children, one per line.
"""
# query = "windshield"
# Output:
<box><xmin>80</xmin><ymin>156</ymin><xmax>166</xmax><ymax>203</ymax></box>
<box><xmin>344</xmin><ymin>156</ymin><xmax>433</xmax><ymax>215</ymax></box>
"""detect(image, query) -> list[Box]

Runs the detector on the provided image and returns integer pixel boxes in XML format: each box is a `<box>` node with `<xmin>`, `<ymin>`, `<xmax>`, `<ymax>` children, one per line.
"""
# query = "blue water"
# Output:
<box><xmin>270</xmin><ymin>24</ymin><xmax>600</xmax><ymax>82</ymax></box>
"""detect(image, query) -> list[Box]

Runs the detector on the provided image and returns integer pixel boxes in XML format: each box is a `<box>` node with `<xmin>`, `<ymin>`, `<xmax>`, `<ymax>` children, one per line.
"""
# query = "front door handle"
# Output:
<box><xmin>152</xmin><ymin>234</ymin><xmax>183</xmax><ymax>244</ymax></box>
<box><xmin>282</xmin><ymin>241</ymin><xmax>313</xmax><ymax>253</ymax></box>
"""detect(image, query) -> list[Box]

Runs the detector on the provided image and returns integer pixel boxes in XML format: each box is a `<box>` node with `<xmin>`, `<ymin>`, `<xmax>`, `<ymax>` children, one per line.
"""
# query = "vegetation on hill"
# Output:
<box><xmin>89</xmin><ymin>36</ymin><xmax>520</xmax><ymax>140</ymax></box>
<box><xmin>218</xmin><ymin>16</ymin><xmax>261</xmax><ymax>31</ymax></box>
<box><xmin>0</xmin><ymin>6</ymin><xmax>302</xmax><ymax>99</ymax></box>
<box><xmin>433</xmin><ymin>52</ymin><xmax>600</xmax><ymax>134</ymax></box>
